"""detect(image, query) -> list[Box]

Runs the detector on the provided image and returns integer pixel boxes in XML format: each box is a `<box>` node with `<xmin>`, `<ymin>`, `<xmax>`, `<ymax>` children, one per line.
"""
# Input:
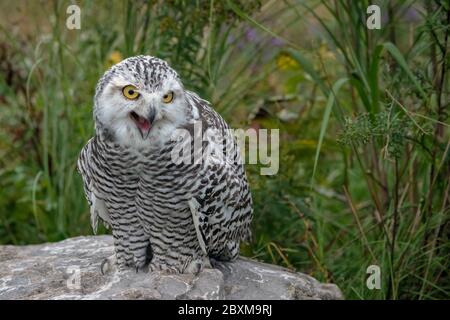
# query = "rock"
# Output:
<box><xmin>0</xmin><ymin>236</ymin><xmax>343</xmax><ymax>300</ymax></box>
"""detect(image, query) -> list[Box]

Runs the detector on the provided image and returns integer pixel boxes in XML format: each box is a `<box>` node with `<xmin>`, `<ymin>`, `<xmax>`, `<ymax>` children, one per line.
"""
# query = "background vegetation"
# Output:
<box><xmin>0</xmin><ymin>0</ymin><xmax>448</xmax><ymax>299</ymax></box>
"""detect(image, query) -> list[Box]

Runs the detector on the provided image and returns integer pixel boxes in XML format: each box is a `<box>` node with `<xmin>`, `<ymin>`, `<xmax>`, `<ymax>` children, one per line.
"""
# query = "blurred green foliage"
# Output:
<box><xmin>0</xmin><ymin>0</ymin><xmax>449</xmax><ymax>299</ymax></box>
<box><xmin>338</xmin><ymin>109</ymin><xmax>412</xmax><ymax>160</ymax></box>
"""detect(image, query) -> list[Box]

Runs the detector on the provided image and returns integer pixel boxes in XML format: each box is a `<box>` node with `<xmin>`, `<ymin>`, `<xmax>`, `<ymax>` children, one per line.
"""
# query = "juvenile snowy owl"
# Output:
<box><xmin>77</xmin><ymin>55</ymin><xmax>253</xmax><ymax>274</ymax></box>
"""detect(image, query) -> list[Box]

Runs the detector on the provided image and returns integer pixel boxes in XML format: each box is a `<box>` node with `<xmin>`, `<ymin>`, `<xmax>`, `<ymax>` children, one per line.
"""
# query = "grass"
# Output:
<box><xmin>0</xmin><ymin>0</ymin><xmax>449</xmax><ymax>299</ymax></box>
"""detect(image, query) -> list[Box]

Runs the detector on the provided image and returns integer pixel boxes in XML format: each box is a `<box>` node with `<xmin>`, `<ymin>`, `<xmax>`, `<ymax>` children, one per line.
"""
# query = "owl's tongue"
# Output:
<box><xmin>137</xmin><ymin>116</ymin><xmax>150</xmax><ymax>130</ymax></box>
<box><xmin>130</xmin><ymin>111</ymin><xmax>151</xmax><ymax>138</ymax></box>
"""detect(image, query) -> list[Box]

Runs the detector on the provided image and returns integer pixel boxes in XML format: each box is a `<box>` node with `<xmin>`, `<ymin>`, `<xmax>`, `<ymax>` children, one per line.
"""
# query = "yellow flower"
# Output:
<box><xmin>297</xmin><ymin>139</ymin><xmax>316</xmax><ymax>148</ymax></box>
<box><xmin>318</xmin><ymin>42</ymin><xmax>336</xmax><ymax>61</ymax></box>
<box><xmin>105</xmin><ymin>51</ymin><xmax>123</xmax><ymax>68</ymax></box>
<box><xmin>276</xmin><ymin>53</ymin><xmax>299</xmax><ymax>70</ymax></box>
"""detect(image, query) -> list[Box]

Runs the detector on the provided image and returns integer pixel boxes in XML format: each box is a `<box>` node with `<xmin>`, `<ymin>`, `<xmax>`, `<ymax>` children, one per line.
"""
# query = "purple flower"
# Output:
<box><xmin>227</xmin><ymin>34</ymin><xmax>235</xmax><ymax>45</ymax></box>
<box><xmin>245</xmin><ymin>27</ymin><xmax>258</xmax><ymax>42</ymax></box>
<box><xmin>402</xmin><ymin>6</ymin><xmax>422</xmax><ymax>23</ymax></box>
<box><xmin>270</xmin><ymin>37</ymin><xmax>285</xmax><ymax>47</ymax></box>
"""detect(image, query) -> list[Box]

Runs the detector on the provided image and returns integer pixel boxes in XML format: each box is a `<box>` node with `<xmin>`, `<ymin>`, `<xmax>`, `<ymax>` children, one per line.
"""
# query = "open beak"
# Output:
<box><xmin>129</xmin><ymin>110</ymin><xmax>155</xmax><ymax>139</ymax></box>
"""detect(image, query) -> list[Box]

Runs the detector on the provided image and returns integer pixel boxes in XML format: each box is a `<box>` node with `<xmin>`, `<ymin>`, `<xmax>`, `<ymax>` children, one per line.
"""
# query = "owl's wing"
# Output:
<box><xmin>188</xmin><ymin>155</ymin><xmax>253</xmax><ymax>257</ymax></box>
<box><xmin>77</xmin><ymin>137</ymin><xmax>111</xmax><ymax>234</ymax></box>
<box><xmin>188</xmin><ymin>198</ymin><xmax>208</xmax><ymax>255</ymax></box>
<box><xmin>186</xmin><ymin>95</ymin><xmax>252</xmax><ymax>257</ymax></box>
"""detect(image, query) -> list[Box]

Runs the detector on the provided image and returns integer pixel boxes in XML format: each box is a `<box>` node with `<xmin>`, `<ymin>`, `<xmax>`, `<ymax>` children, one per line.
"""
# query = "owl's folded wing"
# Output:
<box><xmin>77</xmin><ymin>138</ymin><xmax>111</xmax><ymax>233</ymax></box>
<box><xmin>188</xmin><ymin>158</ymin><xmax>253</xmax><ymax>257</ymax></box>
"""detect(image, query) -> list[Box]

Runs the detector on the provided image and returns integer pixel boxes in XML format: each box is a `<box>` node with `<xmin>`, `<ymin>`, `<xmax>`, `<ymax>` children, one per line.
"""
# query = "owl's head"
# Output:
<box><xmin>93</xmin><ymin>55</ymin><xmax>191</xmax><ymax>148</ymax></box>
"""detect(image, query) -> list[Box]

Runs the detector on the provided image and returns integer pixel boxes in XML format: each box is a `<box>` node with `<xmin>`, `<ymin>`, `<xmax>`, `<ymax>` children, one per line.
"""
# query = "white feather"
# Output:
<box><xmin>188</xmin><ymin>198</ymin><xmax>207</xmax><ymax>255</ymax></box>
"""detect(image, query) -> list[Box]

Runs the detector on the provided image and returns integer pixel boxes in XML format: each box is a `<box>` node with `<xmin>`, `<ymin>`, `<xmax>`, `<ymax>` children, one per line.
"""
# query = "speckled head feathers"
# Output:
<box><xmin>95</xmin><ymin>55</ymin><xmax>180</xmax><ymax>100</ymax></box>
<box><xmin>92</xmin><ymin>55</ymin><xmax>192</xmax><ymax>149</ymax></box>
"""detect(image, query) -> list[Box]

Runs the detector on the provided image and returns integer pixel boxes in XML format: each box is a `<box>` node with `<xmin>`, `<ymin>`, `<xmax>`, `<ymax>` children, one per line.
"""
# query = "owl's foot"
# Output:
<box><xmin>209</xmin><ymin>257</ymin><xmax>220</xmax><ymax>269</ymax></box>
<box><xmin>183</xmin><ymin>257</ymin><xmax>212</xmax><ymax>275</ymax></box>
<box><xmin>131</xmin><ymin>239</ymin><xmax>152</xmax><ymax>273</ymax></box>
<box><xmin>147</xmin><ymin>262</ymin><xmax>179</xmax><ymax>274</ymax></box>
<box><xmin>133</xmin><ymin>256</ymin><xmax>148</xmax><ymax>273</ymax></box>
<box><xmin>100</xmin><ymin>254</ymin><xmax>117</xmax><ymax>275</ymax></box>
<box><xmin>147</xmin><ymin>256</ymin><xmax>212</xmax><ymax>275</ymax></box>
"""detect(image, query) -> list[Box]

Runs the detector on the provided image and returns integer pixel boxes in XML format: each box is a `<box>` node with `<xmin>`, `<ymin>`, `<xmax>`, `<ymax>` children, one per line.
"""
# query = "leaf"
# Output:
<box><xmin>311</xmin><ymin>77</ymin><xmax>349</xmax><ymax>188</ymax></box>
<box><xmin>382</xmin><ymin>42</ymin><xmax>427</xmax><ymax>99</ymax></box>
<box><xmin>350</xmin><ymin>73</ymin><xmax>371</xmax><ymax>113</ymax></box>
<box><xmin>368</xmin><ymin>44</ymin><xmax>384</xmax><ymax>114</ymax></box>
<box><xmin>286</xmin><ymin>48</ymin><xmax>329</xmax><ymax>96</ymax></box>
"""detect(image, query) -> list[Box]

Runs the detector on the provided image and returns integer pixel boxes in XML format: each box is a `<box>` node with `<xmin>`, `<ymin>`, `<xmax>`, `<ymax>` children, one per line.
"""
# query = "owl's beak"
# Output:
<box><xmin>129</xmin><ymin>110</ymin><xmax>154</xmax><ymax>139</ymax></box>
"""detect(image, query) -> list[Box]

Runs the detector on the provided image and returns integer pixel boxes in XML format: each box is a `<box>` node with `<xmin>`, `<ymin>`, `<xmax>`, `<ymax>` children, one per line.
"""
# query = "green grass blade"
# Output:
<box><xmin>368</xmin><ymin>44</ymin><xmax>384</xmax><ymax>114</ymax></box>
<box><xmin>382</xmin><ymin>42</ymin><xmax>427</xmax><ymax>99</ymax></box>
<box><xmin>311</xmin><ymin>77</ymin><xmax>349</xmax><ymax>188</ymax></box>
<box><xmin>286</xmin><ymin>48</ymin><xmax>329</xmax><ymax>96</ymax></box>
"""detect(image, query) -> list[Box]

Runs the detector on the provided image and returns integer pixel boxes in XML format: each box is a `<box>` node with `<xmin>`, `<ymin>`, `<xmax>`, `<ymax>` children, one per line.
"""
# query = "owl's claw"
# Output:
<box><xmin>100</xmin><ymin>260</ymin><xmax>108</xmax><ymax>275</ymax></box>
<box><xmin>209</xmin><ymin>257</ymin><xmax>219</xmax><ymax>269</ymax></box>
<box><xmin>100</xmin><ymin>254</ymin><xmax>117</xmax><ymax>275</ymax></box>
<box><xmin>184</xmin><ymin>257</ymin><xmax>211</xmax><ymax>275</ymax></box>
<box><xmin>193</xmin><ymin>262</ymin><xmax>202</xmax><ymax>276</ymax></box>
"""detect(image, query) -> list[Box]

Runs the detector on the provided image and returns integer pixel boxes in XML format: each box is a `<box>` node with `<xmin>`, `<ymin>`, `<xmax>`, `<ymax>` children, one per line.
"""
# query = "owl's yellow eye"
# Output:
<box><xmin>162</xmin><ymin>91</ymin><xmax>174</xmax><ymax>103</ymax></box>
<box><xmin>122</xmin><ymin>85</ymin><xmax>140</xmax><ymax>100</ymax></box>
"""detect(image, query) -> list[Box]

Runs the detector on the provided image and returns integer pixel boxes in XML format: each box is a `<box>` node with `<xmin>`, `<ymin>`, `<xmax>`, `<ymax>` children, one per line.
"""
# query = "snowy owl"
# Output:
<box><xmin>77</xmin><ymin>55</ymin><xmax>253</xmax><ymax>274</ymax></box>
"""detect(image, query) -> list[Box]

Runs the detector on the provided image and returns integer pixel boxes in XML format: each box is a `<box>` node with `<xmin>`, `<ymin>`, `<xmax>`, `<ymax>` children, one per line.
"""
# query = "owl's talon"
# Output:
<box><xmin>194</xmin><ymin>263</ymin><xmax>202</xmax><ymax>276</ymax></box>
<box><xmin>209</xmin><ymin>257</ymin><xmax>219</xmax><ymax>269</ymax></box>
<box><xmin>100</xmin><ymin>259</ymin><xmax>109</xmax><ymax>275</ymax></box>
<box><xmin>184</xmin><ymin>257</ymin><xmax>211</xmax><ymax>274</ymax></box>
<box><xmin>100</xmin><ymin>254</ymin><xmax>117</xmax><ymax>275</ymax></box>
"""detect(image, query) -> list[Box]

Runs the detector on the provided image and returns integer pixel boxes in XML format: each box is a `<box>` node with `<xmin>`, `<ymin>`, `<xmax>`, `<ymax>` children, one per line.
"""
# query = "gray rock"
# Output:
<box><xmin>0</xmin><ymin>236</ymin><xmax>343</xmax><ymax>300</ymax></box>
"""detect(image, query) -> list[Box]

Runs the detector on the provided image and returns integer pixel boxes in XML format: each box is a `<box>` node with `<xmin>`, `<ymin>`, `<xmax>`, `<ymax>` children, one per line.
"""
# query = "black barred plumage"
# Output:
<box><xmin>77</xmin><ymin>56</ymin><xmax>253</xmax><ymax>273</ymax></box>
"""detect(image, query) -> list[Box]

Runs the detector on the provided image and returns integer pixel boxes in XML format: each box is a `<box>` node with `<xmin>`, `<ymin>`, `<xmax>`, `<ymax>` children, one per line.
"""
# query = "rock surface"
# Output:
<box><xmin>0</xmin><ymin>236</ymin><xmax>343</xmax><ymax>300</ymax></box>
